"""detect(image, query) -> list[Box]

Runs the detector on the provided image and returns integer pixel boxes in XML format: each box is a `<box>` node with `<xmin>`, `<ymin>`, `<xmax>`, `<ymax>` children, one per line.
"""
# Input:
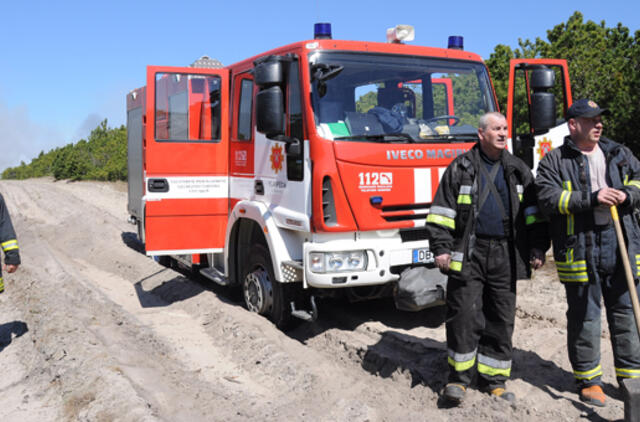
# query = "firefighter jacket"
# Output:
<box><xmin>0</xmin><ymin>193</ymin><xmax>20</xmax><ymax>267</ymax></box>
<box><xmin>425</xmin><ymin>144</ymin><xmax>549</xmax><ymax>280</ymax></box>
<box><xmin>535</xmin><ymin>136</ymin><xmax>640</xmax><ymax>283</ymax></box>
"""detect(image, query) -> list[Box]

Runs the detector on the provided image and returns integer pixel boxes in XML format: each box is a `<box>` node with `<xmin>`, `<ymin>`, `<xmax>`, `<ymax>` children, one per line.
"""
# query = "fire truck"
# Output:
<box><xmin>126</xmin><ymin>24</ymin><xmax>572</xmax><ymax>328</ymax></box>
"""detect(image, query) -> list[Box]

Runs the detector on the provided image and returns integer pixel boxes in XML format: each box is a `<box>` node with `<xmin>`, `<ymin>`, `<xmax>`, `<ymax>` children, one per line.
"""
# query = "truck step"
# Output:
<box><xmin>290</xmin><ymin>296</ymin><xmax>318</xmax><ymax>322</ymax></box>
<box><xmin>199</xmin><ymin>267</ymin><xmax>231</xmax><ymax>286</ymax></box>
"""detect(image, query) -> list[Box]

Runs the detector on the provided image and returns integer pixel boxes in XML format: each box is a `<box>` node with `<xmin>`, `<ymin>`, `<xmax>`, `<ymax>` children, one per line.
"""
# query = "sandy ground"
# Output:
<box><xmin>0</xmin><ymin>178</ymin><xmax>629</xmax><ymax>421</ymax></box>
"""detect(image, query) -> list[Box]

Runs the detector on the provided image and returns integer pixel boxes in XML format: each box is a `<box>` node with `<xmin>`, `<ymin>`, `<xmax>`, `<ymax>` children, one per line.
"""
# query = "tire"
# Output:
<box><xmin>241</xmin><ymin>244</ymin><xmax>292</xmax><ymax>329</ymax></box>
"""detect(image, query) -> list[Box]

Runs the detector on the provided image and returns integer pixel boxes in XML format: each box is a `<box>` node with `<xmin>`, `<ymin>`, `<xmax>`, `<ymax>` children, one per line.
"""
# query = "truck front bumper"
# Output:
<box><xmin>302</xmin><ymin>232</ymin><xmax>432</xmax><ymax>288</ymax></box>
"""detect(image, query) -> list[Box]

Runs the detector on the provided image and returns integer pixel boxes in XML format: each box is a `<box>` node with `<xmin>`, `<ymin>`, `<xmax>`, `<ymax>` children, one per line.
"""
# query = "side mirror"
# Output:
<box><xmin>531</xmin><ymin>92</ymin><xmax>556</xmax><ymax>131</ymax></box>
<box><xmin>530</xmin><ymin>68</ymin><xmax>556</xmax><ymax>132</ymax></box>
<box><xmin>530</xmin><ymin>68</ymin><xmax>555</xmax><ymax>90</ymax></box>
<box><xmin>254</xmin><ymin>58</ymin><xmax>286</xmax><ymax>87</ymax></box>
<box><xmin>256</xmin><ymin>86</ymin><xmax>284</xmax><ymax>137</ymax></box>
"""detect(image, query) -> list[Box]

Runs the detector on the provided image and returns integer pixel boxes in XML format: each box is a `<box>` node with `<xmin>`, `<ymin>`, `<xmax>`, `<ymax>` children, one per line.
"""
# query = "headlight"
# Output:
<box><xmin>309</xmin><ymin>250</ymin><xmax>367</xmax><ymax>273</ymax></box>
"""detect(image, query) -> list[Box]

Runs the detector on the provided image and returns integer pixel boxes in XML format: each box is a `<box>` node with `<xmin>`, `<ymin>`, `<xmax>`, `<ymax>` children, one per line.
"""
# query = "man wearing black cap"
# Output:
<box><xmin>536</xmin><ymin>99</ymin><xmax>640</xmax><ymax>407</ymax></box>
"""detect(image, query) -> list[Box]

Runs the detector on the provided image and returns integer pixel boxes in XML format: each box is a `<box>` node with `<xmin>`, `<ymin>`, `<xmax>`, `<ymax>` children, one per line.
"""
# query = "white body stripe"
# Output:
<box><xmin>145</xmin><ymin>176</ymin><xmax>228</xmax><ymax>200</ymax></box>
<box><xmin>413</xmin><ymin>168</ymin><xmax>432</xmax><ymax>204</ymax></box>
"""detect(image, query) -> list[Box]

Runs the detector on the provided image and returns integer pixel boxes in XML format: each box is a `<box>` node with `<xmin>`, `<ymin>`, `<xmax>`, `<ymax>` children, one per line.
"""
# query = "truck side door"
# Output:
<box><xmin>144</xmin><ymin>66</ymin><xmax>229</xmax><ymax>255</ymax></box>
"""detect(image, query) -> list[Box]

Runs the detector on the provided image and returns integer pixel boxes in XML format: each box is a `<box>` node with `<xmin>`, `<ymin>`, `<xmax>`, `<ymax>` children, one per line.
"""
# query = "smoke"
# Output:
<box><xmin>0</xmin><ymin>100</ymin><xmax>110</xmax><ymax>173</ymax></box>
<box><xmin>0</xmin><ymin>101</ymin><xmax>64</xmax><ymax>172</ymax></box>
<box><xmin>74</xmin><ymin>113</ymin><xmax>104</xmax><ymax>141</ymax></box>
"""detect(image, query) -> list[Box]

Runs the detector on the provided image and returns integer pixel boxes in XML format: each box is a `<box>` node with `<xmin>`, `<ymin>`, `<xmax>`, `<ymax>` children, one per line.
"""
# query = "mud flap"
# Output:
<box><xmin>393</xmin><ymin>266</ymin><xmax>447</xmax><ymax>312</ymax></box>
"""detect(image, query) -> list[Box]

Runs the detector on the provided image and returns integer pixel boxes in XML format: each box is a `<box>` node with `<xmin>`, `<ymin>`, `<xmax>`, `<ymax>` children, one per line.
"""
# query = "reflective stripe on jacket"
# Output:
<box><xmin>535</xmin><ymin>136</ymin><xmax>640</xmax><ymax>283</ymax></box>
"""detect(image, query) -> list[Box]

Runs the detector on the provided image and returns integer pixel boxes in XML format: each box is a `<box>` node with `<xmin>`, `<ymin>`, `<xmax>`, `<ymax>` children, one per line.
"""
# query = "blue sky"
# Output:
<box><xmin>1</xmin><ymin>0</ymin><xmax>638</xmax><ymax>171</ymax></box>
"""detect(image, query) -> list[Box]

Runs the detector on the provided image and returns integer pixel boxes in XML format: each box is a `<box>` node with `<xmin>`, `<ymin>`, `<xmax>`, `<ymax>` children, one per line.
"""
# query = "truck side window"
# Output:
<box><xmin>237</xmin><ymin>79</ymin><xmax>254</xmax><ymax>141</ymax></box>
<box><xmin>154</xmin><ymin>73</ymin><xmax>221</xmax><ymax>142</ymax></box>
<box><xmin>287</xmin><ymin>60</ymin><xmax>303</xmax><ymax>181</ymax></box>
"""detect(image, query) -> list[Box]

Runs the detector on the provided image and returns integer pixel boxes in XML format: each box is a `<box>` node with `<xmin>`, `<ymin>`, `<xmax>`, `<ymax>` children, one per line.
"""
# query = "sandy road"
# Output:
<box><xmin>0</xmin><ymin>178</ymin><xmax>627</xmax><ymax>421</ymax></box>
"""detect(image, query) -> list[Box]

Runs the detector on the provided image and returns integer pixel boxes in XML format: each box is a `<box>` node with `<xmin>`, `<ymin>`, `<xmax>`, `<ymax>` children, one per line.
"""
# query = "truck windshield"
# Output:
<box><xmin>309</xmin><ymin>52</ymin><xmax>496</xmax><ymax>143</ymax></box>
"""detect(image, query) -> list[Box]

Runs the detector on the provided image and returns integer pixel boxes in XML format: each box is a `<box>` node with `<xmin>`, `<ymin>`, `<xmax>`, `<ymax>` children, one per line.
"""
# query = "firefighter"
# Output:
<box><xmin>425</xmin><ymin>112</ymin><xmax>548</xmax><ymax>404</ymax></box>
<box><xmin>0</xmin><ymin>193</ymin><xmax>20</xmax><ymax>293</ymax></box>
<box><xmin>535</xmin><ymin>99</ymin><xmax>640</xmax><ymax>407</ymax></box>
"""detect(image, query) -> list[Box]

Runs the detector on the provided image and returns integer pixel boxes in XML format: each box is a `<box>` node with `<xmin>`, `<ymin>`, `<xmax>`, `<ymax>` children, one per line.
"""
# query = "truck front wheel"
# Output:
<box><xmin>242</xmin><ymin>244</ymin><xmax>292</xmax><ymax>329</ymax></box>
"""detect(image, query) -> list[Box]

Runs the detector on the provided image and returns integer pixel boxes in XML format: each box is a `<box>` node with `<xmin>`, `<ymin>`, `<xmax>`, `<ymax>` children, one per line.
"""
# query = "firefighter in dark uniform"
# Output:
<box><xmin>425</xmin><ymin>112</ymin><xmax>549</xmax><ymax>404</ymax></box>
<box><xmin>0</xmin><ymin>193</ymin><xmax>20</xmax><ymax>293</ymax></box>
<box><xmin>535</xmin><ymin>99</ymin><xmax>640</xmax><ymax>407</ymax></box>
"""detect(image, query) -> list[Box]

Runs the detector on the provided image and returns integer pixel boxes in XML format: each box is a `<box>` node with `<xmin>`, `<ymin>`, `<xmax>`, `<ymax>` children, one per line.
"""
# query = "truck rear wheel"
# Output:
<box><xmin>242</xmin><ymin>244</ymin><xmax>292</xmax><ymax>329</ymax></box>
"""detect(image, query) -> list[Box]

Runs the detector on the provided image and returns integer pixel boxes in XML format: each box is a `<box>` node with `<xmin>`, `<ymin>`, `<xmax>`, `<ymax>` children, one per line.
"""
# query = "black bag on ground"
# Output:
<box><xmin>393</xmin><ymin>266</ymin><xmax>447</xmax><ymax>312</ymax></box>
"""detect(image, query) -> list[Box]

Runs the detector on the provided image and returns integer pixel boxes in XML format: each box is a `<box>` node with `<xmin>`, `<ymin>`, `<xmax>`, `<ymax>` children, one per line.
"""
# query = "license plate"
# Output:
<box><xmin>412</xmin><ymin>248</ymin><xmax>434</xmax><ymax>264</ymax></box>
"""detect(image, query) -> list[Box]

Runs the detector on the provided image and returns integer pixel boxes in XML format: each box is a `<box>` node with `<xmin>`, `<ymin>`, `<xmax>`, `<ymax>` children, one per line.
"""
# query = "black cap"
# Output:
<box><xmin>567</xmin><ymin>99</ymin><xmax>611</xmax><ymax>119</ymax></box>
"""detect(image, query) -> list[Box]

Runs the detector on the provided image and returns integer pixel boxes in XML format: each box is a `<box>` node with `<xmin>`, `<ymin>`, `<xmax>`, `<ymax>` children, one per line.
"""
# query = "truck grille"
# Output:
<box><xmin>380</xmin><ymin>203</ymin><xmax>430</xmax><ymax>225</ymax></box>
<box><xmin>399</xmin><ymin>227</ymin><xmax>429</xmax><ymax>242</ymax></box>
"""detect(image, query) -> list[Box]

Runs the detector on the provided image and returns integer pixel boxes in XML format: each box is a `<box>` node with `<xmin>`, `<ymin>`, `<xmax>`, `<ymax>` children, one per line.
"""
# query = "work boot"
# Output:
<box><xmin>488</xmin><ymin>387</ymin><xmax>516</xmax><ymax>403</ymax></box>
<box><xmin>442</xmin><ymin>383</ymin><xmax>466</xmax><ymax>404</ymax></box>
<box><xmin>580</xmin><ymin>385</ymin><xmax>606</xmax><ymax>407</ymax></box>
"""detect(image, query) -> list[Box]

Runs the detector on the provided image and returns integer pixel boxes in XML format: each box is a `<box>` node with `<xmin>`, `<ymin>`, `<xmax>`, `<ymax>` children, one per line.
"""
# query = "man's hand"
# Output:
<box><xmin>529</xmin><ymin>248</ymin><xmax>545</xmax><ymax>270</ymax></box>
<box><xmin>597</xmin><ymin>187</ymin><xmax>627</xmax><ymax>206</ymax></box>
<box><xmin>435</xmin><ymin>253</ymin><xmax>451</xmax><ymax>273</ymax></box>
<box><xmin>5</xmin><ymin>264</ymin><xmax>18</xmax><ymax>273</ymax></box>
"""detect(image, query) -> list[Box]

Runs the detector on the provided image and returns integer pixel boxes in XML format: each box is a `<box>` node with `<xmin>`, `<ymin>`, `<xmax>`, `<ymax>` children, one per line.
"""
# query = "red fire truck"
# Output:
<box><xmin>127</xmin><ymin>24</ymin><xmax>572</xmax><ymax>328</ymax></box>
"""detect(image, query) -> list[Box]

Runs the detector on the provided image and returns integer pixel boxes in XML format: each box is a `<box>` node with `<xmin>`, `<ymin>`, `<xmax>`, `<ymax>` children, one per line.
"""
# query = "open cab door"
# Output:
<box><xmin>507</xmin><ymin>59</ymin><xmax>572</xmax><ymax>173</ymax></box>
<box><xmin>144</xmin><ymin>66</ymin><xmax>229</xmax><ymax>255</ymax></box>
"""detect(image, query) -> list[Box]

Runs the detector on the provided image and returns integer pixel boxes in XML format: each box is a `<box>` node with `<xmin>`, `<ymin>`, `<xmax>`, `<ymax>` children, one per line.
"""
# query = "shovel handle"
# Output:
<box><xmin>611</xmin><ymin>205</ymin><xmax>640</xmax><ymax>339</ymax></box>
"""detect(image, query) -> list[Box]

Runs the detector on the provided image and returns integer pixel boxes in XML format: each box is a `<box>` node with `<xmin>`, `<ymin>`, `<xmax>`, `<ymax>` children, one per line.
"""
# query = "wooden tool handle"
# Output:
<box><xmin>611</xmin><ymin>205</ymin><xmax>640</xmax><ymax>339</ymax></box>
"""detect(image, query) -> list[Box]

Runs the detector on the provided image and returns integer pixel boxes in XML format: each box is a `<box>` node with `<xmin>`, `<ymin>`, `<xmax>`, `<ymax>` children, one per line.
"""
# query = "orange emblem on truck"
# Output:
<box><xmin>270</xmin><ymin>144</ymin><xmax>284</xmax><ymax>173</ymax></box>
<box><xmin>537</xmin><ymin>138</ymin><xmax>553</xmax><ymax>161</ymax></box>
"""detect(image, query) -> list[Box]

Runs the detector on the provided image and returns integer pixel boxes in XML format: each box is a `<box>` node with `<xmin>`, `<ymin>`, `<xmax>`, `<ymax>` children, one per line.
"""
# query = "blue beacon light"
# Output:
<box><xmin>314</xmin><ymin>23</ymin><xmax>332</xmax><ymax>40</ymax></box>
<box><xmin>448</xmin><ymin>35</ymin><xmax>464</xmax><ymax>50</ymax></box>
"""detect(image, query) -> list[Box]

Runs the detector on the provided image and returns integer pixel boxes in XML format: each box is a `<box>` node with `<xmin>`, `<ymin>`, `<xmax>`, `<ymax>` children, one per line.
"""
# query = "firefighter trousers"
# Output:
<box><xmin>564</xmin><ymin>224</ymin><xmax>640</xmax><ymax>387</ymax></box>
<box><xmin>445</xmin><ymin>236</ymin><xmax>516</xmax><ymax>389</ymax></box>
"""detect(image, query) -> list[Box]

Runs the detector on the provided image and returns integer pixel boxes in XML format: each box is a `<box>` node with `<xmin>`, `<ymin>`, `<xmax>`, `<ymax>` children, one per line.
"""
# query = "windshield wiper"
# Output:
<box><xmin>334</xmin><ymin>133</ymin><xmax>415</xmax><ymax>143</ymax></box>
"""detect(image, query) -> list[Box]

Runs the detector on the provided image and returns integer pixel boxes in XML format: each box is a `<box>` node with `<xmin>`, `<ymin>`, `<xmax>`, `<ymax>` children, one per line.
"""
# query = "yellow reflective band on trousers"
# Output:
<box><xmin>447</xmin><ymin>356</ymin><xmax>475</xmax><ymax>372</ymax></box>
<box><xmin>1</xmin><ymin>239</ymin><xmax>18</xmax><ymax>252</ymax></box>
<box><xmin>574</xmin><ymin>364</ymin><xmax>603</xmax><ymax>380</ymax></box>
<box><xmin>0</xmin><ymin>277</ymin><xmax>3</xmax><ymax>293</ymax></box>
<box><xmin>448</xmin><ymin>348</ymin><xmax>477</xmax><ymax>372</ymax></box>
<box><xmin>477</xmin><ymin>354</ymin><xmax>512</xmax><ymax>377</ymax></box>
<box><xmin>555</xmin><ymin>260</ymin><xmax>588</xmax><ymax>283</ymax></box>
<box><xmin>636</xmin><ymin>255</ymin><xmax>640</xmax><ymax>277</ymax></box>
<box><xmin>477</xmin><ymin>363</ymin><xmax>511</xmax><ymax>378</ymax></box>
<box><xmin>426</xmin><ymin>214</ymin><xmax>455</xmax><ymax>230</ymax></box>
<box><xmin>616</xmin><ymin>367</ymin><xmax>640</xmax><ymax>378</ymax></box>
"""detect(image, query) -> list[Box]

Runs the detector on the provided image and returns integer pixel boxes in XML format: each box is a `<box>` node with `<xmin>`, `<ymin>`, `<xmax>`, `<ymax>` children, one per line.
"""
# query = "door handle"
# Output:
<box><xmin>148</xmin><ymin>178</ymin><xmax>169</xmax><ymax>192</ymax></box>
<box><xmin>254</xmin><ymin>180</ymin><xmax>264</xmax><ymax>195</ymax></box>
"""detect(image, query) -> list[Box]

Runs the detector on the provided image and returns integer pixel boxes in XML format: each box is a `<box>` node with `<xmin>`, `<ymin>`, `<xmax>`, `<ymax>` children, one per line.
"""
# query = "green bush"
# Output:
<box><xmin>2</xmin><ymin>119</ymin><xmax>127</xmax><ymax>181</ymax></box>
